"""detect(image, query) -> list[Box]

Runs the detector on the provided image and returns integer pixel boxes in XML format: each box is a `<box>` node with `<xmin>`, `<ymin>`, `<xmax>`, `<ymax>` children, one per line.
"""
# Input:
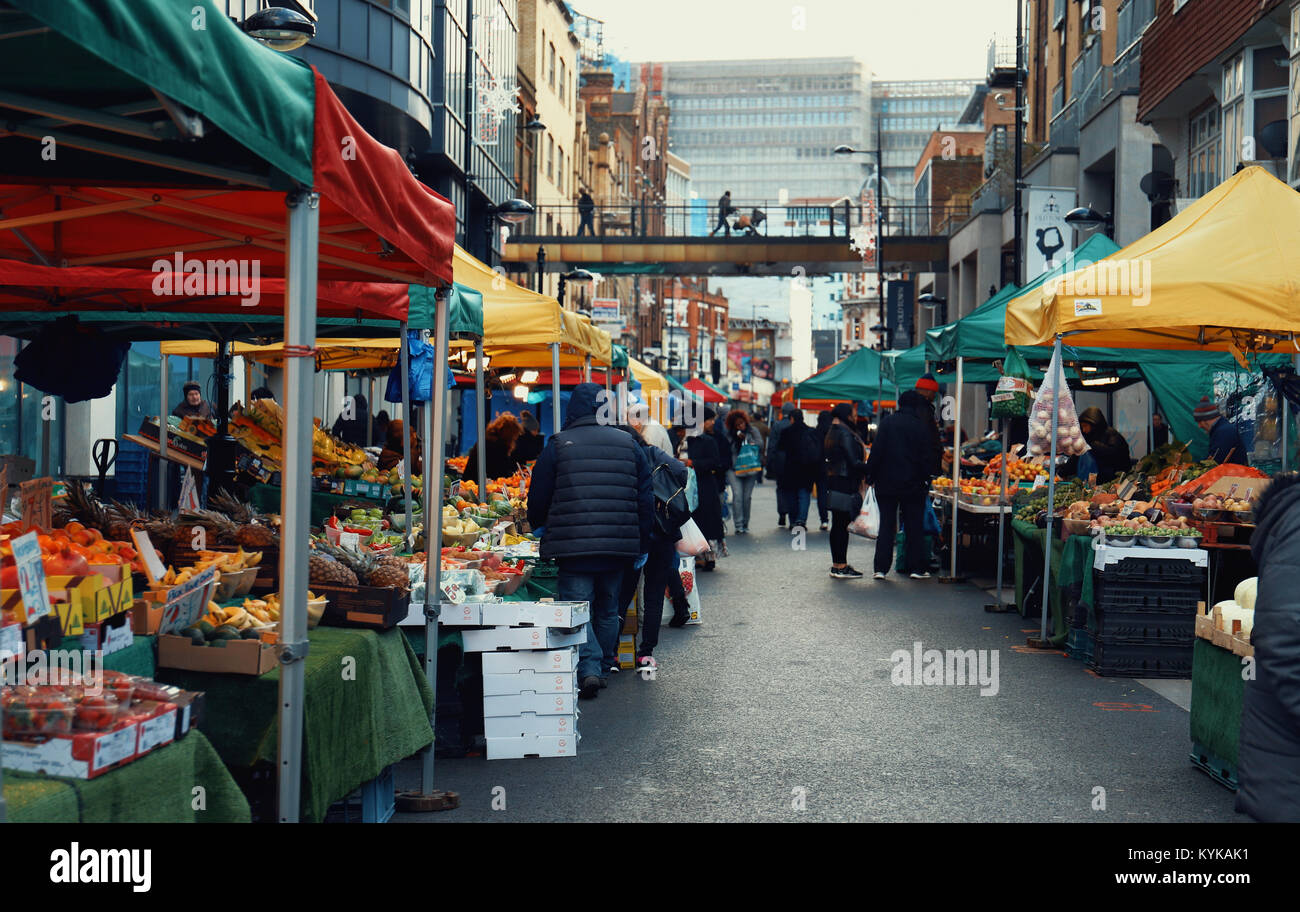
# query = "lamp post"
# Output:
<box><xmin>834</xmin><ymin>112</ymin><xmax>887</xmax><ymax>350</ymax></box>
<box><xmin>484</xmin><ymin>198</ymin><xmax>534</xmax><ymax>269</ymax></box>
<box><xmin>1064</xmin><ymin>206</ymin><xmax>1115</xmax><ymax>239</ymax></box>
<box><xmin>557</xmin><ymin>268</ymin><xmax>594</xmax><ymax>309</ymax></box>
<box><xmin>919</xmin><ymin>293</ymin><xmax>948</xmax><ymax>327</ymax></box>
<box><xmin>525</xmin><ymin>117</ymin><xmax>546</xmax><ymax>291</ymax></box>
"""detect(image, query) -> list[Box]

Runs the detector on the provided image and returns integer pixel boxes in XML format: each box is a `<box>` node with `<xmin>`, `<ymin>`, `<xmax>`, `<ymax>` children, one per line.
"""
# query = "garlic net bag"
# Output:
<box><xmin>1026</xmin><ymin>345</ymin><xmax>1089</xmax><ymax>459</ymax></box>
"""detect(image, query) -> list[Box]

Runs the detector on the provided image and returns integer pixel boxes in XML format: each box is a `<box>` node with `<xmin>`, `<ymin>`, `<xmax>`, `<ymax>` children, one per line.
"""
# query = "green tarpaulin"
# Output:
<box><xmin>612</xmin><ymin>344</ymin><xmax>629</xmax><ymax>370</ymax></box>
<box><xmin>794</xmin><ymin>347</ymin><xmax>898</xmax><ymax>402</ymax></box>
<box><xmin>409</xmin><ymin>283</ymin><xmax>484</xmax><ymax>339</ymax></box>
<box><xmin>7</xmin><ymin>0</ymin><xmax>316</xmax><ymax>186</ymax></box>
<box><xmin>882</xmin><ymin>345</ymin><xmax>927</xmax><ymax>393</ymax></box>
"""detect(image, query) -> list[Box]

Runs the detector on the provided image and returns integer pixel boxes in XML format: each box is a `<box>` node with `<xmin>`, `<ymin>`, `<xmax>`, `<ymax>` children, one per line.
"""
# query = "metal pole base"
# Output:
<box><xmin>1024</xmin><ymin>636</ymin><xmax>1056</xmax><ymax>649</ymax></box>
<box><xmin>983</xmin><ymin>602</ymin><xmax>1017</xmax><ymax>613</ymax></box>
<box><xmin>937</xmin><ymin>575</ymin><xmax>966</xmax><ymax>584</ymax></box>
<box><xmin>396</xmin><ymin>789</ymin><xmax>460</xmax><ymax>813</ymax></box>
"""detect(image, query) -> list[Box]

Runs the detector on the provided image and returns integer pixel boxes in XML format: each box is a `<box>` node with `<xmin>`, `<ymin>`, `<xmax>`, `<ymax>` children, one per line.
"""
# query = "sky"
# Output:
<box><xmin>568</xmin><ymin>0</ymin><xmax>1016</xmax><ymax>81</ymax></box>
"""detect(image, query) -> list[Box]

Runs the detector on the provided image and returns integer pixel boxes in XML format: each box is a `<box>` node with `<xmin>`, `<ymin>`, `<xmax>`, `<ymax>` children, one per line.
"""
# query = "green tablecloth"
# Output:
<box><xmin>102</xmin><ymin>634</ymin><xmax>156</xmax><ymax>677</ymax></box>
<box><xmin>4</xmin><ymin>730</ymin><xmax>249</xmax><ymax>823</ymax></box>
<box><xmin>1190</xmin><ymin>637</ymin><xmax>1245</xmax><ymax>767</ymax></box>
<box><xmin>1010</xmin><ymin>519</ymin><xmax>1096</xmax><ymax>646</ymax></box>
<box><xmin>154</xmin><ymin>626</ymin><xmax>434</xmax><ymax>823</ymax></box>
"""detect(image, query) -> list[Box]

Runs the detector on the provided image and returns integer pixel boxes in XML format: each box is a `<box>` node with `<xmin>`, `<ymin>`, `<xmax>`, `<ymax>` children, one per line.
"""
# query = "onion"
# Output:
<box><xmin>1036</xmin><ymin>409</ymin><xmax>1049</xmax><ymax>421</ymax></box>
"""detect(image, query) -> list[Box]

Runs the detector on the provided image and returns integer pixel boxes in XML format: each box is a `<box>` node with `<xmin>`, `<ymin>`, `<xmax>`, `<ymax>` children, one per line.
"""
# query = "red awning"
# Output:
<box><xmin>684</xmin><ymin>377</ymin><xmax>727</xmax><ymax>403</ymax></box>
<box><xmin>0</xmin><ymin>261</ymin><xmax>410</xmax><ymax>322</ymax></box>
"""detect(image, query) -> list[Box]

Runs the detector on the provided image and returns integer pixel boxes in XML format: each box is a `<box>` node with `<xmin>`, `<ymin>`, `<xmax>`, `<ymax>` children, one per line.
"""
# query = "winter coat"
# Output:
<box><xmin>685</xmin><ymin>431</ymin><xmax>726</xmax><ymax>541</ymax></box>
<box><xmin>824</xmin><ymin>421</ymin><xmax>868</xmax><ymax>495</ymax></box>
<box><xmin>1236</xmin><ymin>474</ymin><xmax>1300</xmax><ymax>822</ymax></box>
<box><xmin>711</xmin><ymin>422</ymin><xmax>734</xmax><ymax>474</ymax></box>
<box><xmin>511</xmin><ymin>430</ymin><xmax>544</xmax><ymax>465</ymax></box>
<box><xmin>766</xmin><ymin>416</ymin><xmax>791</xmax><ymax>479</ymax></box>
<box><xmin>1077</xmin><ymin>407</ymin><xmax>1131</xmax><ymax>483</ymax></box>
<box><xmin>464</xmin><ymin>438</ymin><xmax>524</xmax><ymax>482</ymax></box>
<box><xmin>777</xmin><ymin>415</ymin><xmax>818</xmax><ymax>489</ymax></box>
<box><xmin>866</xmin><ymin>390</ymin><xmax>940</xmax><ymax>495</ymax></box>
<box><xmin>527</xmin><ymin>383</ymin><xmax>654</xmax><ymax>561</ymax></box>
<box><xmin>1207</xmin><ymin>416</ymin><xmax>1249</xmax><ymax>466</ymax></box>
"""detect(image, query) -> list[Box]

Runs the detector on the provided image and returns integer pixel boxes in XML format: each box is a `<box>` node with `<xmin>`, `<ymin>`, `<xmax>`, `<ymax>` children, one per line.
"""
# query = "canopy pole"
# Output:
<box><xmin>990</xmin><ymin>420</ymin><xmax>1010</xmax><ymax>610</ymax></box>
<box><xmin>604</xmin><ymin>369</ymin><xmax>612</xmax><ymax>420</ymax></box>
<box><xmin>1283</xmin><ymin>395</ymin><xmax>1290</xmax><ymax>473</ymax></box>
<box><xmin>585</xmin><ymin>354</ymin><xmax>592</xmax><ymax>384</ymax></box>
<box><xmin>367</xmin><ymin>376</ymin><xmax>376</xmax><ymax>448</ymax></box>
<box><xmin>551</xmin><ymin>342</ymin><xmax>561</xmax><ymax>433</ymax></box>
<box><xmin>1037</xmin><ymin>336</ymin><xmax>1063</xmax><ymax>647</ymax></box>
<box><xmin>158</xmin><ymin>353</ymin><xmax>169</xmax><ymax>510</ymax></box>
<box><xmin>420</xmin><ymin>294</ymin><xmax>449</xmax><ymax>796</ymax></box>
<box><xmin>475</xmin><ymin>340</ymin><xmax>487</xmax><ymax>498</ymax></box>
<box><xmin>400</xmin><ymin>323</ymin><xmax>414</xmax><ymax>551</ymax></box>
<box><xmin>948</xmin><ymin>357</ymin><xmax>963</xmax><ymax>580</ymax></box>
<box><xmin>276</xmin><ymin>189</ymin><xmax>319</xmax><ymax>824</ymax></box>
<box><xmin>1147</xmin><ymin>384</ymin><xmax>1154</xmax><ymax>455</ymax></box>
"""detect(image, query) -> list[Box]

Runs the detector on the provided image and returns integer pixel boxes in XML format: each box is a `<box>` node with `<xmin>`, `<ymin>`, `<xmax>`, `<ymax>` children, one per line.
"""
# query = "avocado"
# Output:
<box><xmin>208</xmin><ymin>638</ymin><xmax>228</xmax><ymax>648</ymax></box>
<box><xmin>240</xmin><ymin>628</ymin><xmax>262</xmax><ymax>640</ymax></box>
<box><xmin>180</xmin><ymin>626</ymin><xmax>206</xmax><ymax>647</ymax></box>
<box><xmin>196</xmin><ymin>619</ymin><xmax>215</xmax><ymax>637</ymax></box>
<box><xmin>211</xmin><ymin>625</ymin><xmax>242</xmax><ymax>640</ymax></box>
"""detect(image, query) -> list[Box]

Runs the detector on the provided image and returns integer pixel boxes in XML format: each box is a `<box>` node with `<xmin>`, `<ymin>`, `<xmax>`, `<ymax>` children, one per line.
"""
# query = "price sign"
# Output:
<box><xmin>440</xmin><ymin>580</ymin><xmax>465</xmax><ymax>604</ymax></box>
<box><xmin>0</xmin><ymin>621</ymin><xmax>23</xmax><ymax>664</ymax></box>
<box><xmin>18</xmin><ymin>477</ymin><xmax>52</xmax><ymax>531</ymax></box>
<box><xmin>339</xmin><ymin>531</ymin><xmax>361</xmax><ymax>550</ymax></box>
<box><xmin>178</xmin><ymin>468</ymin><xmax>201</xmax><ymax>511</ymax></box>
<box><xmin>130</xmin><ymin>529</ymin><xmax>166</xmax><ymax>583</ymax></box>
<box><xmin>1033</xmin><ymin>474</ymin><xmax>1048</xmax><ymax>489</ymax></box>
<box><xmin>11</xmin><ymin>530</ymin><xmax>52</xmax><ymax>621</ymax></box>
<box><xmin>159</xmin><ymin>565</ymin><xmax>217</xmax><ymax>635</ymax></box>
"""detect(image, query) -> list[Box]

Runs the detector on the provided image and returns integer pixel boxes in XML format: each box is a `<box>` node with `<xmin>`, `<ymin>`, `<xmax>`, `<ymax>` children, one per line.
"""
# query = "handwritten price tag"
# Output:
<box><xmin>159</xmin><ymin>565</ymin><xmax>217</xmax><ymax>635</ymax></box>
<box><xmin>11</xmin><ymin>530</ymin><xmax>51</xmax><ymax>621</ymax></box>
<box><xmin>18</xmin><ymin>477</ymin><xmax>52</xmax><ymax>531</ymax></box>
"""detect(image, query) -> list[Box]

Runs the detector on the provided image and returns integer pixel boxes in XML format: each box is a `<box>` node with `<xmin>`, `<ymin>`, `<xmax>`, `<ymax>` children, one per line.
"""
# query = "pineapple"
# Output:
<box><xmin>209</xmin><ymin>491</ymin><xmax>278</xmax><ymax>548</ymax></box>
<box><xmin>105</xmin><ymin>499</ymin><xmax>147</xmax><ymax>542</ymax></box>
<box><xmin>308</xmin><ymin>551</ymin><xmax>358</xmax><ymax>587</ymax></box>
<box><xmin>178</xmin><ymin>508</ymin><xmax>241</xmax><ymax>546</ymax></box>
<box><xmin>57</xmin><ymin>483</ymin><xmax>111</xmax><ymax>534</ymax></box>
<box><xmin>317</xmin><ymin>542</ymin><xmax>408</xmax><ymax>590</ymax></box>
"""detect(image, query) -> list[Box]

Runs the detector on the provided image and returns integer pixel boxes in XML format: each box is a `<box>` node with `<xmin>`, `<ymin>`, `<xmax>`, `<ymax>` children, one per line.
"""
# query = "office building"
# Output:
<box><xmin>873</xmin><ymin>79</ymin><xmax>982</xmax><ymax>206</ymax></box>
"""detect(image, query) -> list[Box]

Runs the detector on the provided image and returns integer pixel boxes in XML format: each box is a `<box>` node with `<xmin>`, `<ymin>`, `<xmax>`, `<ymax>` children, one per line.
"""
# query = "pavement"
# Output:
<box><xmin>396</xmin><ymin>482</ymin><xmax>1246</xmax><ymax>823</ymax></box>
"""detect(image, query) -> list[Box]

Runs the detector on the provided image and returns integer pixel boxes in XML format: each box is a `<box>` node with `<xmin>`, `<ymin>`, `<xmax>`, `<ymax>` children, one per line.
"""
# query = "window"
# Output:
<box><xmin>1222</xmin><ymin>45</ymin><xmax>1288</xmax><ymax>172</ymax></box>
<box><xmin>1188</xmin><ymin>104</ymin><xmax>1220</xmax><ymax>197</ymax></box>
<box><xmin>559</xmin><ymin>59</ymin><xmax>567</xmax><ymax>102</ymax></box>
<box><xmin>549</xmin><ymin>43</ymin><xmax>556</xmax><ymax>90</ymax></box>
<box><xmin>547</xmin><ymin>134</ymin><xmax>554</xmax><ymax>182</ymax></box>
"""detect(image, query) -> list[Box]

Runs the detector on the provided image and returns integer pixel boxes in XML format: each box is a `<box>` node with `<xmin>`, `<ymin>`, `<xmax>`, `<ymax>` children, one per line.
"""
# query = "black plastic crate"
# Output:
<box><xmin>1095</xmin><ymin>557</ymin><xmax>1206</xmax><ymax>586</ymax></box>
<box><xmin>1094</xmin><ymin>616</ymin><xmax>1195</xmax><ymax>646</ymax></box>
<box><xmin>1093</xmin><ymin>584</ymin><xmax>1203</xmax><ymax>614</ymax></box>
<box><xmin>1089</xmin><ymin>636</ymin><xmax>1193</xmax><ymax>678</ymax></box>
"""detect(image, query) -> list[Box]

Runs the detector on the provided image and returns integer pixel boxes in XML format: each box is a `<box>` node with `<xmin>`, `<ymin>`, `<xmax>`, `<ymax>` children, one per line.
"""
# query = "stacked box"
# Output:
<box><xmin>1088</xmin><ymin>546</ymin><xmax>1206</xmax><ymax>678</ymax></box>
<box><xmin>459</xmin><ymin>601</ymin><xmax>588</xmax><ymax>760</ymax></box>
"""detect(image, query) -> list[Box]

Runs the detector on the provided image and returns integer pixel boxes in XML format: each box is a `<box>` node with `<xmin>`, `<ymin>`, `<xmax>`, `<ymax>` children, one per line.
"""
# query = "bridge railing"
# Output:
<box><xmin>509</xmin><ymin>201</ymin><xmax>967</xmax><ymax>241</ymax></box>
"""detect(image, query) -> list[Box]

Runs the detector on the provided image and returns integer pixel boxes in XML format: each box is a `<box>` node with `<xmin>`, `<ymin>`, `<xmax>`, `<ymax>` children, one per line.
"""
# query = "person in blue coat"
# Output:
<box><xmin>528</xmin><ymin>383</ymin><xmax>654</xmax><ymax>699</ymax></box>
<box><xmin>1193</xmin><ymin>397</ymin><xmax>1248</xmax><ymax>465</ymax></box>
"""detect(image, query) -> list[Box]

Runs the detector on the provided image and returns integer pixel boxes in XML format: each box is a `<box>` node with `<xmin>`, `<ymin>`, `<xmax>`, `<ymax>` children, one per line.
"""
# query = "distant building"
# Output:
<box><xmin>873</xmin><ymin>79</ymin><xmax>981</xmax><ymax>206</ymax></box>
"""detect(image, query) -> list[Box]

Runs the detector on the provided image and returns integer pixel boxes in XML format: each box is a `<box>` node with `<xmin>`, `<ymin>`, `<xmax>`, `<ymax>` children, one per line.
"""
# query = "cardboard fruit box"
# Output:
<box><xmin>312</xmin><ymin>582</ymin><xmax>410</xmax><ymax>630</ymax></box>
<box><xmin>156</xmin><ymin>634</ymin><xmax>278</xmax><ymax>676</ymax></box>
<box><xmin>1</xmin><ymin>720</ymin><xmax>140</xmax><ymax>780</ymax></box>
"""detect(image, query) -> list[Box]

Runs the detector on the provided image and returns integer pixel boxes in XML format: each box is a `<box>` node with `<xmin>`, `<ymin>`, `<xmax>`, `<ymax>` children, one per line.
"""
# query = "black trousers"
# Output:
<box><xmin>829</xmin><ymin>509</ymin><xmax>852</xmax><ymax>564</ymax></box>
<box><xmin>874</xmin><ymin>487</ymin><xmax>927</xmax><ymax>575</ymax></box>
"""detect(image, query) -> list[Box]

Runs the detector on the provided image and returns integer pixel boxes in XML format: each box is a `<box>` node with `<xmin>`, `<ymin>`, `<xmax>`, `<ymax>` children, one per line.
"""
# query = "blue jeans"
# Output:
<box><xmin>777</xmin><ymin>486</ymin><xmax>811</xmax><ymax>526</ymax></box>
<box><xmin>559</xmin><ymin>565</ymin><xmax>628</xmax><ymax>680</ymax></box>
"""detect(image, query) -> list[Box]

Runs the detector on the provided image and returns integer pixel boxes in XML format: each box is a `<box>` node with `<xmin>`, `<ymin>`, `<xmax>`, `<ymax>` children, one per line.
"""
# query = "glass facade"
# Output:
<box><xmin>873</xmin><ymin>79</ymin><xmax>979</xmax><ymax>206</ymax></box>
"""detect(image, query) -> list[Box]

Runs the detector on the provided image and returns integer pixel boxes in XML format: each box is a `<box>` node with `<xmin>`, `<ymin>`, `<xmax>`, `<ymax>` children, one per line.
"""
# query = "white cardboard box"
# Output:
<box><xmin>479</xmin><ymin>601</ymin><xmax>590</xmax><ymax>628</ymax></box>
<box><xmin>483</xmin><ymin>712</ymin><xmax>578</xmax><ymax>739</ymax></box>
<box><xmin>1</xmin><ymin>723</ymin><xmax>139</xmax><ymax>779</ymax></box>
<box><xmin>482</xmin><ymin>670</ymin><xmax>576</xmax><ymax>696</ymax></box>
<box><xmin>482</xmin><ymin>691</ymin><xmax>575</xmax><ymax>718</ymax></box>
<box><xmin>461</xmin><ymin>625</ymin><xmax>586</xmax><ymax>653</ymax></box>
<box><xmin>481</xmin><ymin>647</ymin><xmax>577</xmax><ymax>675</ymax></box>
<box><xmin>438</xmin><ymin>602</ymin><xmax>482</xmax><ymax>626</ymax></box>
<box><xmin>135</xmin><ymin>707</ymin><xmax>178</xmax><ymax>755</ymax></box>
<box><xmin>485</xmin><ymin>733</ymin><xmax>578</xmax><ymax>759</ymax></box>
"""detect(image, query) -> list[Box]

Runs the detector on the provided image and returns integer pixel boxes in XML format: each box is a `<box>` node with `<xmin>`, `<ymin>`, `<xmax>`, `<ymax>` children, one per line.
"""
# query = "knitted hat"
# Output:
<box><xmin>703</xmin><ymin>407</ymin><xmax>717</xmax><ymax>421</ymax></box>
<box><xmin>781</xmin><ymin>402</ymin><xmax>797</xmax><ymax>415</ymax></box>
<box><xmin>1193</xmin><ymin>397</ymin><xmax>1220</xmax><ymax>422</ymax></box>
<box><xmin>182</xmin><ymin>381</ymin><xmax>201</xmax><ymax>395</ymax></box>
<box><xmin>916</xmin><ymin>373</ymin><xmax>940</xmax><ymax>393</ymax></box>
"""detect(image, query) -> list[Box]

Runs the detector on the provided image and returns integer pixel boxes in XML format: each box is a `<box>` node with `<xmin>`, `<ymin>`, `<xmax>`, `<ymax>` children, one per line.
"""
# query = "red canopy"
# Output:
<box><xmin>684</xmin><ymin>377</ymin><xmax>727</xmax><ymax>403</ymax></box>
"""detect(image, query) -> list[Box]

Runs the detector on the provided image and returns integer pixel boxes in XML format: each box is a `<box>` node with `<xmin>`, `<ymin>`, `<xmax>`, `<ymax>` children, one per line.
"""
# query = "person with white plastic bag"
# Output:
<box><xmin>848</xmin><ymin>486</ymin><xmax>881</xmax><ymax>538</ymax></box>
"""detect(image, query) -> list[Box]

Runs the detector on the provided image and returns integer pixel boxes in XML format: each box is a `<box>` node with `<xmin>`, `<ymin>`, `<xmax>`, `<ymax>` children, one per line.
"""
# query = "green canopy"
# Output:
<box><xmin>882</xmin><ymin>346</ymin><xmax>927</xmax><ymax>393</ymax></box>
<box><xmin>612</xmin><ymin>344</ymin><xmax>629</xmax><ymax>370</ymax></box>
<box><xmin>5</xmin><ymin>0</ymin><xmax>315</xmax><ymax>187</ymax></box>
<box><xmin>666</xmin><ymin>374</ymin><xmax>686</xmax><ymax>392</ymax></box>
<box><xmin>794</xmin><ymin>347</ymin><xmax>897</xmax><ymax>401</ymax></box>
<box><xmin>408</xmin><ymin>283</ymin><xmax>483</xmax><ymax>338</ymax></box>
<box><xmin>926</xmin><ymin>234</ymin><xmax>1122</xmax><ymax>364</ymax></box>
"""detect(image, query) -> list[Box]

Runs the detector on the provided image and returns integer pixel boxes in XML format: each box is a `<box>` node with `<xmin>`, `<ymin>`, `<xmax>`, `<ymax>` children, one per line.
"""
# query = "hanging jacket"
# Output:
<box><xmin>527</xmin><ymin>383</ymin><xmax>653</xmax><ymax>563</ymax></box>
<box><xmin>1236</xmin><ymin>474</ymin><xmax>1300</xmax><ymax>822</ymax></box>
<box><xmin>866</xmin><ymin>390</ymin><xmax>940</xmax><ymax>494</ymax></box>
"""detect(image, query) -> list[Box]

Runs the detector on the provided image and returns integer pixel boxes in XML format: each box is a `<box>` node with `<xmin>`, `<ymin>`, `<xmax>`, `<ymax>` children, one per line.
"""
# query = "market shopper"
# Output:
<box><xmin>814</xmin><ymin>410</ymin><xmax>834</xmax><ymax>531</ymax></box>
<box><xmin>464</xmin><ymin>412</ymin><xmax>526</xmax><ymax>481</ymax></box>
<box><xmin>1076</xmin><ymin>407</ymin><xmax>1131</xmax><ymax>483</ymax></box>
<box><xmin>824</xmin><ymin>403</ymin><xmax>868</xmax><ymax>578</ymax></box>
<box><xmin>377</xmin><ymin>418</ymin><xmax>421</xmax><ymax>474</ymax></box>
<box><xmin>767</xmin><ymin>402</ymin><xmax>796</xmax><ymax>525</ymax></box>
<box><xmin>710</xmin><ymin>406</ymin><xmax>733</xmax><ymax>548</ymax></box>
<box><xmin>1194</xmin><ymin>397</ymin><xmax>1249</xmax><ymax>465</ymax></box>
<box><xmin>528</xmin><ymin>383</ymin><xmax>654</xmax><ymax>699</ymax></box>
<box><xmin>1152</xmin><ymin>411</ymin><xmax>1170</xmax><ymax>448</ymax></box>
<box><xmin>684</xmin><ymin>407</ymin><xmax>727</xmax><ymax>570</ymax></box>
<box><xmin>172</xmin><ymin>381</ymin><xmax>214</xmax><ymax>421</ymax></box>
<box><xmin>330</xmin><ymin>392</ymin><xmax>370</xmax><ymax>446</ymax></box>
<box><xmin>629</xmin><ymin>400</ymin><xmax>674</xmax><ymax>455</ymax></box>
<box><xmin>724</xmin><ymin>409</ymin><xmax>763</xmax><ymax>534</ymax></box>
<box><xmin>1236</xmin><ymin>472</ymin><xmax>1300</xmax><ymax>822</ymax></box>
<box><xmin>866</xmin><ymin>376</ymin><xmax>942</xmax><ymax>580</ymax></box>
<box><xmin>776</xmin><ymin>408</ymin><xmax>818</xmax><ymax>530</ymax></box>
<box><xmin>511</xmin><ymin>410</ymin><xmax>545</xmax><ymax>464</ymax></box>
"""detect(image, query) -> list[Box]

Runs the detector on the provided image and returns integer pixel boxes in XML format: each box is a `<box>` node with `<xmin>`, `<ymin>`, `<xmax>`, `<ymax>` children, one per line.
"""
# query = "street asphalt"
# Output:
<box><xmin>396</xmin><ymin>482</ymin><xmax>1247</xmax><ymax>823</ymax></box>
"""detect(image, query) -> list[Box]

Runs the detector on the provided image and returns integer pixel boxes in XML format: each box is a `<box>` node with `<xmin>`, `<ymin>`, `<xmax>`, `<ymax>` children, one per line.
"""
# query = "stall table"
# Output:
<box><xmin>247</xmin><ymin>482</ymin><xmax>399</xmax><ymax>529</ymax></box>
<box><xmin>1010</xmin><ymin>519</ymin><xmax>1096</xmax><ymax>646</ymax></box>
<box><xmin>4</xmin><ymin>730</ymin><xmax>249</xmax><ymax>822</ymax></box>
<box><xmin>154</xmin><ymin>626</ymin><xmax>433</xmax><ymax>823</ymax></box>
<box><xmin>1189</xmin><ymin>637</ymin><xmax>1246</xmax><ymax>790</ymax></box>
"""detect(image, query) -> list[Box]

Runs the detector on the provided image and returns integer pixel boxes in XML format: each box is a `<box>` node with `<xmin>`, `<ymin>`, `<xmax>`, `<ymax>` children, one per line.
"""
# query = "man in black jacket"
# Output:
<box><xmin>867</xmin><ymin>375</ymin><xmax>942</xmax><ymax>580</ymax></box>
<box><xmin>1236</xmin><ymin>473</ymin><xmax>1300</xmax><ymax>822</ymax></box>
<box><xmin>767</xmin><ymin>402</ymin><xmax>795</xmax><ymax>525</ymax></box>
<box><xmin>528</xmin><ymin>383</ymin><xmax>655</xmax><ymax>698</ymax></box>
<box><xmin>1077</xmin><ymin>406</ymin><xmax>1131</xmax><ymax>483</ymax></box>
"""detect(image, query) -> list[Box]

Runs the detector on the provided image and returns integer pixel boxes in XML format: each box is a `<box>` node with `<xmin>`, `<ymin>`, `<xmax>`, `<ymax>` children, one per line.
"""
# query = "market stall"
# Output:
<box><xmin>0</xmin><ymin>0</ymin><xmax>457</xmax><ymax>821</ymax></box>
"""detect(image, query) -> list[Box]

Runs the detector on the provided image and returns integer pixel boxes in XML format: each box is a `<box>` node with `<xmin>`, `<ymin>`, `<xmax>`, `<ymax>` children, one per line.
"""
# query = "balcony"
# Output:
<box><xmin>970</xmin><ymin>174</ymin><xmax>1009</xmax><ymax>215</ymax></box>
<box><xmin>1049</xmin><ymin>100</ymin><xmax>1080</xmax><ymax>150</ymax></box>
<box><xmin>987</xmin><ymin>36</ymin><xmax>1020</xmax><ymax>88</ymax></box>
<box><xmin>1116</xmin><ymin>0</ymin><xmax>1156</xmax><ymax>57</ymax></box>
<box><xmin>1078</xmin><ymin>42</ymin><xmax>1143</xmax><ymax>126</ymax></box>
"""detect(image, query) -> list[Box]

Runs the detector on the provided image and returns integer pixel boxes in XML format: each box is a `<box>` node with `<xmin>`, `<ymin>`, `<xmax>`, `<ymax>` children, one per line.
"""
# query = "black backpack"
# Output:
<box><xmin>797</xmin><ymin>425</ymin><xmax>823</xmax><ymax>471</ymax></box>
<box><xmin>648</xmin><ymin>451</ymin><xmax>691</xmax><ymax>536</ymax></box>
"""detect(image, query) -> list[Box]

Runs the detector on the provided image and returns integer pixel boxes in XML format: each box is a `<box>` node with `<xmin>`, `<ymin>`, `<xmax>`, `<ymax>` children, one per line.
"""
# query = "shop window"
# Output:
<box><xmin>1187</xmin><ymin>104</ymin><xmax>1220</xmax><ymax>198</ymax></box>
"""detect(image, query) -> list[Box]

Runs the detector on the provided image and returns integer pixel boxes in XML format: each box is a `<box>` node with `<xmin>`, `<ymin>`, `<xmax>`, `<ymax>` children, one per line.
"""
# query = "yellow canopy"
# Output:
<box><xmin>1005</xmin><ymin>166</ymin><xmax>1300</xmax><ymax>351</ymax></box>
<box><xmin>451</xmin><ymin>246</ymin><xmax>611</xmax><ymax>365</ymax></box>
<box><xmin>628</xmin><ymin>355</ymin><xmax>670</xmax><ymax>425</ymax></box>
<box><xmin>160</xmin><ymin>337</ymin><xmax>400</xmax><ymax>370</ymax></box>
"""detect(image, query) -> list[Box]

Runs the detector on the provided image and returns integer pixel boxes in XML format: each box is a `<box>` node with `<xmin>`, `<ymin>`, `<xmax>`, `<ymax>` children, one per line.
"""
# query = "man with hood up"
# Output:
<box><xmin>528</xmin><ymin>383</ymin><xmax>655</xmax><ymax>699</ymax></box>
<box><xmin>1236</xmin><ymin>472</ymin><xmax>1300</xmax><ymax>821</ymax></box>
<box><xmin>1077</xmin><ymin>406</ymin><xmax>1131</xmax><ymax>483</ymax></box>
<box><xmin>866</xmin><ymin>375</ymin><xmax>942</xmax><ymax>579</ymax></box>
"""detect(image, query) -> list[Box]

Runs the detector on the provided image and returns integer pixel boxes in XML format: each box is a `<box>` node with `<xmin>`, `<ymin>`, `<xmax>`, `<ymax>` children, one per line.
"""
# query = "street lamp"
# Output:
<box><xmin>239</xmin><ymin>7</ymin><xmax>316</xmax><ymax>51</ymax></box>
<box><xmin>1064</xmin><ymin>206</ymin><xmax>1114</xmax><ymax>238</ymax></box>
<box><xmin>557</xmin><ymin>268</ymin><xmax>595</xmax><ymax>309</ymax></box>
<box><xmin>834</xmin><ymin>117</ymin><xmax>886</xmax><ymax>347</ymax></box>
<box><xmin>484</xmin><ymin>198</ymin><xmax>534</xmax><ymax>269</ymax></box>
<box><xmin>919</xmin><ymin>293</ymin><xmax>948</xmax><ymax>326</ymax></box>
